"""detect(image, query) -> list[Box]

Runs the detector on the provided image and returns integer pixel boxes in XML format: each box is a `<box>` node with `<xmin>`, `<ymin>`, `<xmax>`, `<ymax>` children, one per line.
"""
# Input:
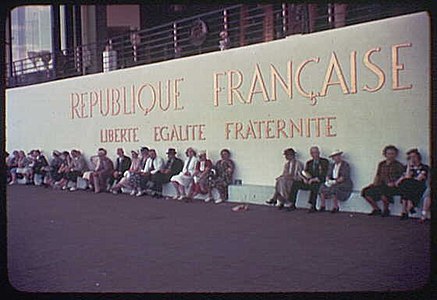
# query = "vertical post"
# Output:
<box><xmin>173</xmin><ymin>22</ymin><xmax>180</xmax><ymax>58</ymax></box>
<box><xmin>8</xmin><ymin>10</ymin><xmax>14</xmax><ymax>83</ymax></box>
<box><xmin>51</xmin><ymin>4</ymin><xmax>62</xmax><ymax>78</ymax></box>
<box><xmin>281</xmin><ymin>3</ymin><xmax>287</xmax><ymax>37</ymax></box>
<box><xmin>239</xmin><ymin>5</ymin><xmax>247</xmax><ymax>47</ymax></box>
<box><xmin>263</xmin><ymin>4</ymin><xmax>274</xmax><ymax>42</ymax></box>
<box><xmin>328</xmin><ymin>3</ymin><xmax>335</xmax><ymax>29</ymax></box>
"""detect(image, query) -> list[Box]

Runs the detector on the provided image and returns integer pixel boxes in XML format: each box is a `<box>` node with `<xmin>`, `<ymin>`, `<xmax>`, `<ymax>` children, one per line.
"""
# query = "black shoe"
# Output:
<box><xmin>308</xmin><ymin>207</ymin><xmax>317</xmax><ymax>213</ymax></box>
<box><xmin>319</xmin><ymin>206</ymin><xmax>326</xmax><ymax>212</ymax></box>
<box><xmin>285</xmin><ymin>205</ymin><xmax>296</xmax><ymax>212</ymax></box>
<box><xmin>368</xmin><ymin>209</ymin><xmax>382</xmax><ymax>216</ymax></box>
<box><xmin>409</xmin><ymin>207</ymin><xmax>416</xmax><ymax>214</ymax></box>
<box><xmin>400</xmin><ymin>213</ymin><xmax>409</xmax><ymax>220</ymax></box>
<box><xmin>277</xmin><ymin>203</ymin><xmax>284</xmax><ymax>210</ymax></box>
<box><xmin>266</xmin><ymin>199</ymin><xmax>277</xmax><ymax>205</ymax></box>
<box><xmin>381</xmin><ymin>209</ymin><xmax>390</xmax><ymax>217</ymax></box>
<box><xmin>330</xmin><ymin>207</ymin><xmax>339</xmax><ymax>214</ymax></box>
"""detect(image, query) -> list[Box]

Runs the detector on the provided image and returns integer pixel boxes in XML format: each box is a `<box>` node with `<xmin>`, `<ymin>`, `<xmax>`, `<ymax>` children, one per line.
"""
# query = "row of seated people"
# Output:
<box><xmin>6</xmin><ymin>144</ymin><xmax>431</xmax><ymax>222</ymax></box>
<box><xmin>264</xmin><ymin>146</ymin><xmax>430</xmax><ymax>222</ymax></box>
<box><xmin>6</xmin><ymin>147</ymin><xmax>234</xmax><ymax>204</ymax></box>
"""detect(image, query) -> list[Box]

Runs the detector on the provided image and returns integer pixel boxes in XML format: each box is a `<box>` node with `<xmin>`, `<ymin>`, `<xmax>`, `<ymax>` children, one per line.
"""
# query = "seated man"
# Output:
<box><xmin>66</xmin><ymin>150</ymin><xmax>89</xmax><ymax>191</ymax></box>
<box><xmin>289</xmin><ymin>146</ymin><xmax>329</xmax><ymax>213</ymax></box>
<box><xmin>135</xmin><ymin>149</ymin><xmax>164</xmax><ymax>197</ymax></box>
<box><xmin>89</xmin><ymin>148</ymin><xmax>114</xmax><ymax>193</ymax></box>
<box><xmin>150</xmin><ymin>148</ymin><xmax>183</xmax><ymax>198</ymax></box>
<box><xmin>266</xmin><ymin>148</ymin><xmax>304</xmax><ymax>211</ymax></box>
<box><xmin>31</xmin><ymin>149</ymin><xmax>49</xmax><ymax>185</ymax></box>
<box><xmin>110</xmin><ymin>148</ymin><xmax>131</xmax><ymax>188</ymax></box>
<box><xmin>361</xmin><ymin>145</ymin><xmax>404</xmax><ymax>217</ymax></box>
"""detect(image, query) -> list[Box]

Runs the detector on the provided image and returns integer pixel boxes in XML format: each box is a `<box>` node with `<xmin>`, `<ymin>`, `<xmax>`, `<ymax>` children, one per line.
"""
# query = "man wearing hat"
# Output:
<box><xmin>266</xmin><ymin>148</ymin><xmax>305</xmax><ymax>211</ymax></box>
<box><xmin>150</xmin><ymin>148</ymin><xmax>184</xmax><ymax>197</ymax></box>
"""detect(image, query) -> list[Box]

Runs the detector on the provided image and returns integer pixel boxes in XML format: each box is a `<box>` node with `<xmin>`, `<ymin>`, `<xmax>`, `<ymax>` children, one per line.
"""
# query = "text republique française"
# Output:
<box><xmin>68</xmin><ymin>42</ymin><xmax>413</xmax><ymax>143</ymax></box>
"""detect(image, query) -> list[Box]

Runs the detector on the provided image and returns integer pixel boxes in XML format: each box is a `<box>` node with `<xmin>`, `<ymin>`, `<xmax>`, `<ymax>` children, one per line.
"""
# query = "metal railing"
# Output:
<box><xmin>5</xmin><ymin>3</ymin><xmax>427</xmax><ymax>88</ymax></box>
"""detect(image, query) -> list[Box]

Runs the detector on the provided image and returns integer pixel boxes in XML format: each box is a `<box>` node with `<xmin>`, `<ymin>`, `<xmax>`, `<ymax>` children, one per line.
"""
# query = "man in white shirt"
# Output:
<box><xmin>136</xmin><ymin>149</ymin><xmax>164</xmax><ymax>196</ymax></box>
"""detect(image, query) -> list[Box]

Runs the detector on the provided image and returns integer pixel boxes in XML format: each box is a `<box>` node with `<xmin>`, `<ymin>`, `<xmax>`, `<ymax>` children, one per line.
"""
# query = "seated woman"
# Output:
<box><xmin>89</xmin><ymin>148</ymin><xmax>114</xmax><ymax>193</ymax></box>
<box><xmin>60</xmin><ymin>150</ymin><xmax>89</xmax><ymax>191</ymax></box>
<box><xmin>9</xmin><ymin>150</ymin><xmax>31</xmax><ymax>185</ymax></box>
<box><xmin>170</xmin><ymin>147</ymin><xmax>198</xmax><ymax>200</ymax></box>
<box><xmin>7</xmin><ymin>150</ymin><xmax>19</xmax><ymax>184</ymax></box>
<box><xmin>31</xmin><ymin>149</ymin><xmax>49</xmax><ymax>185</ymax></box>
<box><xmin>319</xmin><ymin>150</ymin><xmax>353</xmax><ymax>213</ymax></box>
<box><xmin>54</xmin><ymin>151</ymin><xmax>73</xmax><ymax>189</ymax></box>
<box><xmin>111</xmin><ymin>150</ymin><xmax>142</xmax><ymax>194</ymax></box>
<box><xmin>361</xmin><ymin>145</ymin><xmax>404</xmax><ymax>217</ymax></box>
<box><xmin>187</xmin><ymin>150</ymin><xmax>213</xmax><ymax>201</ymax></box>
<box><xmin>396</xmin><ymin>148</ymin><xmax>429</xmax><ymax>220</ymax></box>
<box><xmin>207</xmin><ymin>149</ymin><xmax>235</xmax><ymax>204</ymax></box>
<box><xmin>45</xmin><ymin>150</ymin><xmax>64</xmax><ymax>187</ymax></box>
<box><xmin>419</xmin><ymin>186</ymin><xmax>431</xmax><ymax>223</ymax></box>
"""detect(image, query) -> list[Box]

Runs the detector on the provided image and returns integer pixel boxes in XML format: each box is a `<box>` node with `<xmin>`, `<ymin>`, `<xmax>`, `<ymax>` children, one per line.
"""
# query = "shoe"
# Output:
<box><xmin>130</xmin><ymin>190</ymin><xmax>137</xmax><ymax>196</ymax></box>
<box><xmin>204</xmin><ymin>197</ymin><xmax>212</xmax><ymax>203</ymax></box>
<box><xmin>409</xmin><ymin>207</ymin><xmax>416</xmax><ymax>215</ymax></box>
<box><xmin>62</xmin><ymin>185</ymin><xmax>68</xmax><ymax>190</ymax></box>
<box><xmin>285</xmin><ymin>205</ymin><xmax>296</xmax><ymax>212</ymax></box>
<box><xmin>215</xmin><ymin>198</ymin><xmax>223</xmax><ymax>204</ymax></box>
<box><xmin>177</xmin><ymin>195</ymin><xmax>185</xmax><ymax>201</ymax></box>
<box><xmin>400</xmin><ymin>213</ymin><xmax>409</xmax><ymax>220</ymax></box>
<box><xmin>277</xmin><ymin>203</ymin><xmax>284</xmax><ymax>210</ymax></box>
<box><xmin>266</xmin><ymin>199</ymin><xmax>277</xmax><ymax>205</ymax></box>
<box><xmin>381</xmin><ymin>209</ymin><xmax>390</xmax><ymax>217</ymax></box>
<box><xmin>319</xmin><ymin>206</ymin><xmax>326</xmax><ymax>212</ymax></box>
<box><xmin>308</xmin><ymin>207</ymin><xmax>317</xmax><ymax>213</ymax></box>
<box><xmin>112</xmin><ymin>190</ymin><xmax>118</xmax><ymax>195</ymax></box>
<box><xmin>172</xmin><ymin>195</ymin><xmax>179</xmax><ymax>200</ymax></box>
<box><xmin>330</xmin><ymin>207</ymin><xmax>339</xmax><ymax>213</ymax></box>
<box><xmin>368</xmin><ymin>209</ymin><xmax>382</xmax><ymax>216</ymax></box>
<box><xmin>136</xmin><ymin>190</ymin><xmax>145</xmax><ymax>197</ymax></box>
<box><xmin>8</xmin><ymin>181</ymin><xmax>15</xmax><ymax>185</ymax></box>
<box><xmin>69</xmin><ymin>187</ymin><xmax>77</xmax><ymax>192</ymax></box>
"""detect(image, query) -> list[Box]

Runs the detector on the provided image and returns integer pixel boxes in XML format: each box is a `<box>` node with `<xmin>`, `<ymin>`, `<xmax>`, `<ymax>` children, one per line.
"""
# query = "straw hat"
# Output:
<box><xmin>329</xmin><ymin>149</ymin><xmax>343</xmax><ymax>158</ymax></box>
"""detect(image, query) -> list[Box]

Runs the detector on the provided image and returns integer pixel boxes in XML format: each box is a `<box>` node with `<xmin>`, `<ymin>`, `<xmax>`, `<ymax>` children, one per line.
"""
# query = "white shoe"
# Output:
<box><xmin>177</xmin><ymin>195</ymin><xmax>185</xmax><ymax>200</ymax></box>
<box><xmin>136</xmin><ymin>190</ymin><xmax>145</xmax><ymax>197</ymax></box>
<box><xmin>112</xmin><ymin>190</ymin><xmax>118</xmax><ymax>195</ymax></box>
<box><xmin>69</xmin><ymin>187</ymin><xmax>77</xmax><ymax>192</ymax></box>
<box><xmin>215</xmin><ymin>198</ymin><xmax>224</xmax><ymax>204</ymax></box>
<box><xmin>204</xmin><ymin>197</ymin><xmax>212</xmax><ymax>203</ymax></box>
<box><xmin>172</xmin><ymin>195</ymin><xmax>179</xmax><ymax>200</ymax></box>
<box><xmin>8</xmin><ymin>181</ymin><xmax>15</xmax><ymax>185</ymax></box>
<box><xmin>130</xmin><ymin>190</ymin><xmax>137</xmax><ymax>196</ymax></box>
<box><xmin>62</xmin><ymin>186</ymin><xmax>68</xmax><ymax>190</ymax></box>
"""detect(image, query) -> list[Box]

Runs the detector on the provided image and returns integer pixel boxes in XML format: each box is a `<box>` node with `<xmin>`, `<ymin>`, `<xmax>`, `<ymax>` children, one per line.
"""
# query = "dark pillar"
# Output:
<box><xmin>95</xmin><ymin>4</ymin><xmax>107</xmax><ymax>73</ymax></box>
<box><xmin>51</xmin><ymin>4</ymin><xmax>62</xmax><ymax>77</ymax></box>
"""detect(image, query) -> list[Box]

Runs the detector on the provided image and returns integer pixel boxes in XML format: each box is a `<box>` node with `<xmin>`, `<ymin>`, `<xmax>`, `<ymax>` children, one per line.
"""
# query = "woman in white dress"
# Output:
<box><xmin>170</xmin><ymin>147</ymin><xmax>198</xmax><ymax>200</ymax></box>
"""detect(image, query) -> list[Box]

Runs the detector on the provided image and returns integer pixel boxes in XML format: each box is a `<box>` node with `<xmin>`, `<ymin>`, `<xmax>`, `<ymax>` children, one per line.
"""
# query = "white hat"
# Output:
<box><xmin>329</xmin><ymin>149</ymin><xmax>343</xmax><ymax>158</ymax></box>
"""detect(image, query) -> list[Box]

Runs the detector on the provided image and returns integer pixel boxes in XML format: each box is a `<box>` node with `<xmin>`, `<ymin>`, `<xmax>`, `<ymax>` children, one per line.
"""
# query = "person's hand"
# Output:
<box><xmin>387</xmin><ymin>182</ymin><xmax>395</xmax><ymax>187</ymax></box>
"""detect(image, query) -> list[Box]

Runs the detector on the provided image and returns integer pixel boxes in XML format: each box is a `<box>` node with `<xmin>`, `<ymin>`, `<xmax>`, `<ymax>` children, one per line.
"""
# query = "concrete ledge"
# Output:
<box><xmin>228</xmin><ymin>184</ymin><xmax>423</xmax><ymax>218</ymax></box>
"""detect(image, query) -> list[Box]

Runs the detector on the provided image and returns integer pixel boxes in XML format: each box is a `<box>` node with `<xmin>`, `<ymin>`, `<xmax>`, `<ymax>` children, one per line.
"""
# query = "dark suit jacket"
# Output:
<box><xmin>115</xmin><ymin>155</ymin><xmax>131</xmax><ymax>174</ymax></box>
<box><xmin>304</xmin><ymin>157</ymin><xmax>329</xmax><ymax>182</ymax></box>
<box><xmin>169</xmin><ymin>158</ymin><xmax>184</xmax><ymax>176</ymax></box>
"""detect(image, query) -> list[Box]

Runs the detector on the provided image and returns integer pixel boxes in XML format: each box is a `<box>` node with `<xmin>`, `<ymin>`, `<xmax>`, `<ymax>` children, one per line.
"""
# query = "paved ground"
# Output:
<box><xmin>6</xmin><ymin>184</ymin><xmax>431</xmax><ymax>293</ymax></box>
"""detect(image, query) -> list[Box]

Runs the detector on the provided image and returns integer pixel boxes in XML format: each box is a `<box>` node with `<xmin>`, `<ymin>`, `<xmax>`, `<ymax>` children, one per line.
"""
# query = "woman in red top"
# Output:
<box><xmin>187</xmin><ymin>150</ymin><xmax>212</xmax><ymax>200</ymax></box>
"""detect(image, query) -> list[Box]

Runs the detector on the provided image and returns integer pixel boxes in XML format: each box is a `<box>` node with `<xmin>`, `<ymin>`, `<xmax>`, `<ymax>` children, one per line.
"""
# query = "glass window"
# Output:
<box><xmin>10</xmin><ymin>6</ymin><xmax>52</xmax><ymax>73</ymax></box>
